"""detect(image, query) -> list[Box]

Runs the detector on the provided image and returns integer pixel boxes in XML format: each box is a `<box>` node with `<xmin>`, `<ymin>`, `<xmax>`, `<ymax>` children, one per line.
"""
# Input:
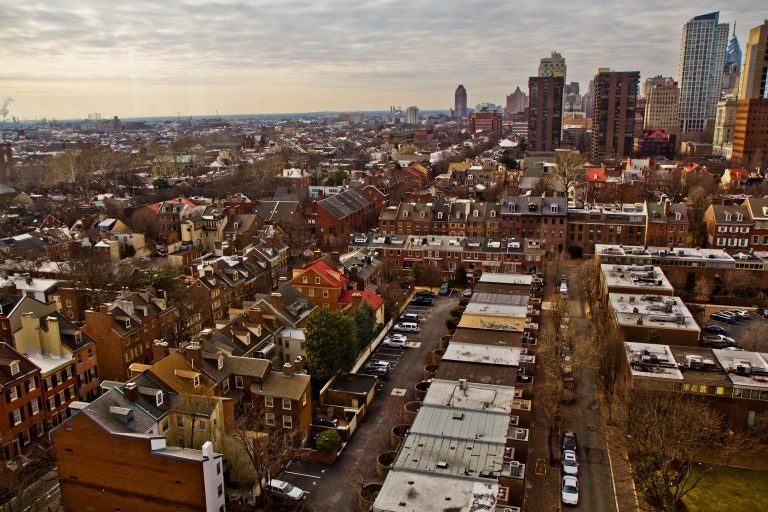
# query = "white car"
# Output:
<box><xmin>561</xmin><ymin>475</ymin><xmax>579</xmax><ymax>506</ymax></box>
<box><xmin>708</xmin><ymin>334</ymin><xmax>737</xmax><ymax>345</ymax></box>
<box><xmin>562</xmin><ymin>450</ymin><xmax>578</xmax><ymax>476</ymax></box>
<box><xmin>367</xmin><ymin>359</ymin><xmax>392</xmax><ymax>370</ymax></box>
<box><xmin>381</xmin><ymin>336</ymin><xmax>407</xmax><ymax>349</ymax></box>
<box><xmin>267</xmin><ymin>479</ymin><xmax>306</xmax><ymax>501</ymax></box>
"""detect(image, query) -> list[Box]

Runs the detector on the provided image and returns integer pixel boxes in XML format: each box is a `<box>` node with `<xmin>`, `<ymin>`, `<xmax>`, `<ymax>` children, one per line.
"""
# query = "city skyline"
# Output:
<box><xmin>1</xmin><ymin>1</ymin><xmax>765</xmax><ymax>120</ymax></box>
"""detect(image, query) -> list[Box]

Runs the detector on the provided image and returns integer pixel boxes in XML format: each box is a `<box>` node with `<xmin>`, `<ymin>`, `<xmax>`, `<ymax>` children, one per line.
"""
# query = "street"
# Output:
<box><xmin>279</xmin><ymin>292</ymin><xmax>459</xmax><ymax>511</ymax></box>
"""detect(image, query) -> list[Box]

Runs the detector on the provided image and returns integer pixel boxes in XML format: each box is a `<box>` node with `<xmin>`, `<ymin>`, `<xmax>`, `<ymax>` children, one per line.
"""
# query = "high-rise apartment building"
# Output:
<box><xmin>722</xmin><ymin>24</ymin><xmax>742</xmax><ymax>95</ymax></box>
<box><xmin>454</xmin><ymin>85</ymin><xmax>468</xmax><ymax>120</ymax></box>
<box><xmin>406</xmin><ymin>106</ymin><xmax>420</xmax><ymax>125</ymax></box>
<box><xmin>468</xmin><ymin>111</ymin><xmax>502</xmax><ymax>138</ymax></box>
<box><xmin>538</xmin><ymin>52</ymin><xmax>566</xmax><ymax>79</ymax></box>
<box><xmin>591</xmin><ymin>69</ymin><xmax>640</xmax><ymax>162</ymax></box>
<box><xmin>677</xmin><ymin>12</ymin><xmax>729</xmax><ymax>133</ymax></box>
<box><xmin>528</xmin><ymin>76</ymin><xmax>564</xmax><ymax>152</ymax></box>
<box><xmin>738</xmin><ymin>20</ymin><xmax>768</xmax><ymax>100</ymax></box>
<box><xmin>644</xmin><ymin>78</ymin><xmax>679</xmax><ymax>132</ymax></box>
<box><xmin>506</xmin><ymin>87</ymin><xmax>528</xmax><ymax>115</ymax></box>
<box><xmin>733</xmin><ymin>21</ymin><xmax>768</xmax><ymax>162</ymax></box>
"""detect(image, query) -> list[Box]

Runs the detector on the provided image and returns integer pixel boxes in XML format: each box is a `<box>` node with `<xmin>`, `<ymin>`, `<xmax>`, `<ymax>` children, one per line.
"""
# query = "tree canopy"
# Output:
<box><xmin>304</xmin><ymin>309</ymin><xmax>357</xmax><ymax>386</ymax></box>
<box><xmin>353</xmin><ymin>302</ymin><xmax>376</xmax><ymax>351</ymax></box>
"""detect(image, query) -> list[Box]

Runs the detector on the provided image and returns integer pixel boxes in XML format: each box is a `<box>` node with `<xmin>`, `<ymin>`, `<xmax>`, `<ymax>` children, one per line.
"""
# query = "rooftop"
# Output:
<box><xmin>422</xmin><ymin>379</ymin><xmax>520</xmax><ymax>414</ymax></box>
<box><xmin>372</xmin><ymin>471</ymin><xmax>497</xmax><ymax>512</ymax></box>
<box><xmin>610</xmin><ymin>293</ymin><xmax>700</xmax><ymax>332</ymax></box>
<box><xmin>442</xmin><ymin>342</ymin><xmax>523</xmax><ymax>367</ymax></box>
<box><xmin>626</xmin><ymin>342</ymin><xmax>684</xmax><ymax>380</ymax></box>
<box><xmin>600</xmin><ymin>264</ymin><xmax>674</xmax><ymax>292</ymax></box>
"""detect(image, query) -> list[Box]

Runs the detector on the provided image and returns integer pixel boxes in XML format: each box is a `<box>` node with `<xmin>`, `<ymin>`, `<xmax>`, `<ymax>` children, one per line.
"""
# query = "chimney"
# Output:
<box><xmin>293</xmin><ymin>356</ymin><xmax>305</xmax><ymax>373</ymax></box>
<box><xmin>201</xmin><ymin>441</ymin><xmax>214</xmax><ymax>460</ymax></box>
<box><xmin>266</xmin><ymin>236</ymin><xmax>275</xmax><ymax>249</ymax></box>
<box><xmin>270</xmin><ymin>292</ymin><xmax>283</xmax><ymax>311</ymax></box>
<box><xmin>663</xmin><ymin>199</ymin><xmax>670</xmax><ymax>217</ymax></box>
<box><xmin>351</xmin><ymin>292</ymin><xmax>362</xmax><ymax>308</ymax></box>
<box><xmin>247</xmin><ymin>306</ymin><xmax>263</xmax><ymax>323</ymax></box>
<box><xmin>283</xmin><ymin>362</ymin><xmax>294</xmax><ymax>377</ymax></box>
<box><xmin>124</xmin><ymin>381</ymin><xmax>139</xmax><ymax>402</ymax></box>
<box><xmin>152</xmin><ymin>340</ymin><xmax>169</xmax><ymax>363</ymax></box>
<box><xmin>99</xmin><ymin>303</ymin><xmax>109</xmax><ymax>314</ymax></box>
<box><xmin>331</xmin><ymin>251</ymin><xmax>340</xmax><ymax>263</ymax></box>
<box><xmin>350</xmin><ymin>265</ymin><xmax>359</xmax><ymax>282</ymax></box>
<box><xmin>313</xmin><ymin>248</ymin><xmax>322</xmax><ymax>259</ymax></box>
<box><xmin>185</xmin><ymin>341</ymin><xmax>203</xmax><ymax>369</ymax></box>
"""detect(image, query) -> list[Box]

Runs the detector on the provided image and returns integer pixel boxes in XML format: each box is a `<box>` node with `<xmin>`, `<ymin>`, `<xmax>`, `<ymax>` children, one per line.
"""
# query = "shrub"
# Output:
<box><xmin>315</xmin><ymin>429</ymin><xmax>341</xmax><ymax>454</ymax></box>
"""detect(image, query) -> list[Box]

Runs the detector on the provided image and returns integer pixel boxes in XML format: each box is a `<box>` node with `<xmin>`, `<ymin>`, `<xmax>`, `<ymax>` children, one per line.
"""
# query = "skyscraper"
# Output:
<box><xmin>644</xmin><ymin>78</ymin><xmax>679</xmax><ymax>132</ymax></box>
<box><xmin>505</xmin><ymin>87</ymin><xmax>527</xmax><ymax>115</ymax></box>
<box><xmin>591</xmin><ymin>69</ymin><xmax>640</xmax><ymax>162</ymax></box>
<box><xmin>733</xmin><ymin>21</ymin><xmax>768</xmax><ymax>162</ymax></box>
<box><xmin>738</xmin><ymin>20</ymin><xmax>768</xmax><ymax>100</ymax></box>
<box><xmin>538</xmin><ymin>52</ymin><xmax>566</xmax><ymax>80</ymax></box>
<box><xmin>528</xmin><ymin>76</ymin><xmax>564</xmax><ymax>152</ymax></box>
<box><xmin>677</xmin><ymin>12</ymin><xmax>729</xmax><ymax>133</ymax></box>
<box><xmin>454</xmin><ymin>85</ymin><xmax>467</xmax><ymax>120</ymax></box>
<box><xmin>406</xmin><ymin>106</ymin><xmax>420</xmax><ymax>125</ymax></box>
<box><xmin>722</xmin><ymin>23</ymin><xmax>742</xmax><ymax>95</ymax></box>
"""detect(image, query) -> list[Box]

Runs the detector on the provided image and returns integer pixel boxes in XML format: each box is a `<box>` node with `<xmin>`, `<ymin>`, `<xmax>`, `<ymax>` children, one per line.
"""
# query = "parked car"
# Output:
<box><xmin>562</xmin><ymin>431</ymin><xmax>577</xmax><ymax>451</ymax></box>
<box><xmin>711</xmin><ymin>312</ymin><xmax>736</xmax><ymax>324</ymax></box>
<box><xmin>313</xmin><ymin>416</ymin><xmax>338</xmax><ymax>428</ymax></box>
<box><xmin>705</xmin><ymin>334</ymin><xmax>738</xmax><ymax>345</ymax></box>
<box><xmin>703</xmin><ymin>324</ymin><xmax>728</xmax><ymax>334</ymax></box>
<box><xmin>360</xmin><ymin>366</ymin><xmax>389</xmax><ymax>381</ymax></box>
<box><xmin>394</xmin><ymin>322</ymin><xmax>419</xmax><ymax>333</ymax></box>
<box><xmin>728</xmin><ymin>309</ymin><xmax>751</xmax><ymax>320</ymax></box>
<box><xmin>399</xmin><ymin>313</ymin><xmax>420</xmax><ymax>323</ymax></box>
<box><xmin>439</xmin><ymin>282</ymin><xmax>450</xmax><ymax>296</ymax></box>
<box><xmin>367</xmin><ymin>359</ymin><xmax>392</xmax><ymax>370</ymax></box>
<box><xmin>757</xmin><ymin>307</ymin><xmax>768</xmax><ymax>318</ymax></box>
<box><xmin>701</xmin><ymin>338</ymin><xmax>733</xmax><ymax>349</ymax></box>
<box><xmin>381</xmin><ymin>336</ymin><xmax>407</xmax><ymax>349</ymax></box>
<box><xmin>415</xmin><ymin>290</ymin><xmax>436</xmax><ymax>298</ymax></box>
<box><xmin>561</xmin><ymin>476</ymin><xmax>579</xmax><ymax>506</ymax></box>
<box><xmin>410</xmin><ymin>297</ymin><xmax>434</xmax><ymax>307</ymax></box>
<box><xmin>562</xmin><ymin>450</ymin><xmax>578</xmax><ymax>476</ymax></box>
<box><xmin>267</xmin><ymin>479</ymin><xmax>306</xmax><ymax>502</ymax></box>
<box><xmin>462</xmin><ymin>288</ymin><xmax>473</xmax><ymax>298</ymax></box>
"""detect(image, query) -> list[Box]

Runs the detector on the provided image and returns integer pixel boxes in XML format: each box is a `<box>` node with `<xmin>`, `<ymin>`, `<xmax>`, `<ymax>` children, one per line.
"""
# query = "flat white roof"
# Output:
<box><xmin>712</xmin><ymin>349</ymin><xmax>768</xmax><ymax>389</ymax></box>
<box><xmin>601</xmin><ymin>264</ymin><xmax>673</xmax><ymax>292</ymax></box>
<box><xmin>372</xmin><ymin>471</ymin><xmax>497</xmax><ymax>512</ymax></box>
<box><xmin>478</xmin><ymin>272</ymin><xmax>532</xmax><ymax>285</ymax></box>
<box><xmin>625</xmin><ymin>342</ymin><xmax>684</xmax><ymax>380</ymax></box>
<box><xmin>464</xmin><ymin>302</ymin><xmax>528</xmax><ymax>319</ymax></box>
<box><xmin>610</xmin><ymin>293</ymin><xmax>700</xmax><ymax>332</ymax></box>
<box><xmin>442</xmin><ymin>342</ymin><xmax>522</xmax><ymax>366</ymax></box>
<box><xmin>422</xmin><ymin>379</ymin><xmax>519</xmax><ymax>414</ymax></box>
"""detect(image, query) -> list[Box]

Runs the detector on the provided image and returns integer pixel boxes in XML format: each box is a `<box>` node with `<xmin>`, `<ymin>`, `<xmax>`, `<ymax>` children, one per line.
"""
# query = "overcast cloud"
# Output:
<box><xmin>0</xmin><ymin>0</ymin><xmax>765</xmax><ymax>118</ymax></box>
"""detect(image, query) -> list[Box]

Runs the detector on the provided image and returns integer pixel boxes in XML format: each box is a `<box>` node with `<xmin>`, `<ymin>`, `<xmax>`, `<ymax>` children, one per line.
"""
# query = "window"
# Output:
<box><xmin>217</xmin><ymin>484</ymin><xmax>223</xmax><ymax>497</ymax></box>
<box><xmin>323</xmin><ymin>290</ymin><xmax>329</xmax><ymax>298</ymax></box>
<box><xmin>265</xmin><ymin>396</ymin><xmax>274</xmax><ymax>407</ymax></box>
<box><xmin>8</xmin><ymin>387</ymin><xmax>17</xmax><ymax>402</ymax></box>
<box><xmin>266</xmin><ymin>413</ymin><xmax>275</xmax><ymax>426</ymax></box>
<box><xmin>216</xmin><ymin>462</ymin><xmax>221</xmax><ymax>475</ymax></box>
<box><xmin>235</xmin><ymin>376</ymin><xmax>244</xmax><ymax>389</ymax></box>
<box><xmin>315</xmin><ymin>277</ymin><xmax>321</xmax><ymax>284</ymax></box>
<box><xmin>192</xmin><ymin>374</ymin><xmax>200</xmax><ymax>388</ymax></box>
<box><xmin>222</xmin><ymin>379</ymin><xmax>229</xmax><ymax>393</ymax></box>
<box><xmin>156</xmin><ymin>392</ymin><xmax>164</xmax><ymax>407</ymax></box>
<box><xmin>302</xmin><ymin>276</ymin><xmax>307</xmax><ymax>283</ymax></box>
<box><xmin>30</xmin><ymin>399</ymin><xmax>39</xmax><ymax>415</ymax></box>
<box><xmin>283</xmin><ymin>415</ymin><xmax>293</xmax><ymax>429</ymax></box>
<box><xmin>12</xmin><ymin>408</ymin><xmax>21</xmax><ymax>425</ymax></box>
<box><xmin>9</xmin><ymin>360</ymin><xmax>19</xmax><ymax>376</ymax></box>
<box><xmin>161</xmin><ymin>418</ymin><xmax>170</xmax><ymax>432</ymax></box>
<box><xmin>282</xmin><ymin>398</ymin><xmax>291</xmax><ymax>410</ymax></box>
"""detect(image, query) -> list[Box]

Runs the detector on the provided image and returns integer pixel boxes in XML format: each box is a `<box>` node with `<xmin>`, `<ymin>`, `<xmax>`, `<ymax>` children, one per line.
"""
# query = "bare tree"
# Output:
<box><xmin>554</xmin><ymin>150</ymin><xmax>586</xmax><ymax>203</ymax></box>
<box><xmin>740</xmin><ymin>323</ymin><xmax>763</xmax><ymax>352</ymax></box>
<box><xmin>617</xmin><ymin>390</ymin><xmax>749</xmax><ymax>512</ymax></box>
<box><xmin>589</xmin><ymin>310</ymin><xmax>627</xmax><ymax>422</ymax></box>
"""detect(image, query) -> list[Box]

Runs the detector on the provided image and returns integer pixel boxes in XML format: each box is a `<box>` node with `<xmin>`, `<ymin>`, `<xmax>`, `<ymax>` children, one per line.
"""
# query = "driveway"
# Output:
<box><xmin>279</xmin><ymin>295</ymin><xmax>459</xmax><ymax>511</ymax></box>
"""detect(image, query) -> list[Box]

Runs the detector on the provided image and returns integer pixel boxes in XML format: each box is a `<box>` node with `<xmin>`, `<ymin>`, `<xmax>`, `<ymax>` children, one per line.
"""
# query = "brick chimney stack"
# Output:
<box><xmin>124</xmin><ymin>381</ymin><xmax>139</xmax><ymax>402</ymax></box>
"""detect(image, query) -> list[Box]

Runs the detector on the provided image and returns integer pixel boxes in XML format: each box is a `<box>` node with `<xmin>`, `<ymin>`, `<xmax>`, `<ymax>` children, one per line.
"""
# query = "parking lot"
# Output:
<box><xmin>277</xmin><ymin>290</ymin><xmax>458</xmax><ymax>511</ymax></box>
<box><xmin>701</xmin><ymin>306</ymin><xmax>768</xmax><ymax>351</ymax></box>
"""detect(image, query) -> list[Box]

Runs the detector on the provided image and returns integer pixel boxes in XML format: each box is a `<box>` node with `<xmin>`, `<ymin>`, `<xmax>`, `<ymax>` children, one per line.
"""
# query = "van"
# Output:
<box><xmin>267</xmin><ymin>479</ymin><xmax>306</xmax><ymax>501</ymax></box>
<box><xmin>394</xmin><ymin>322</ymin><xmax>419</xmax><ymax>333</ymax></box>
<box><xmin>398</xmin><ymin>313</ymin><xmax>419</xmax><ymax>323</ymax></box>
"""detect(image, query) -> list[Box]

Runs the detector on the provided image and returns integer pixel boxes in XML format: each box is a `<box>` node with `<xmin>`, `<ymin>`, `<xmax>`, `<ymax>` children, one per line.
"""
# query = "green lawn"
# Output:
<box><xmin>683</xmin><ymin>465</ymin><xmax>768</xmax><ymax>512</ymax></box>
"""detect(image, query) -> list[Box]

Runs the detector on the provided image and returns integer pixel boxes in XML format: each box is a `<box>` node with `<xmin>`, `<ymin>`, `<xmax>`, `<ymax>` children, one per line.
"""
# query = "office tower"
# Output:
<box><xmin>582</xmin><ymin>80</ymin><xmax>594</xmax><ymax>119</ymax></box>
<box><xmin>528</xmin><ymin>76</ymin><xmax>564</xmax><ymax>152</ymax></box>
<box><xmin>712</xmin><ymin>96</ymin><xmax>738</xmax><ymax>158</ymax></box>
<box><xmin>406</xmin><ymin>106</ymin><xmax>419</xmax><ymax>125</ymax></box>
<box><xmin>506</xmin><ymin>87</ymin><xmax>527</xmax><ymax>115</ymax></box>
<box><xmin>641</xmin><ymin>76</ymin><xmax>672</xmax><ymax>98</ymax></box>
<box><xmin>738</xmin><ymin>20</ymin><xmax>768</xmax><ymax>99</ymax></box>
<box><xmin>722</xmin><ymin>23</ymin><xmax>742</xmax><ymax>95</ymax></box>
<box><xmin>591</xmin><ymin>69</ymin><xmax>640</xmax><ymax>161</ymax></box>
<box><xmin>678</xmin><ymin>12</ymin><xmax>729</xmax><ymax>133</ymax></box>
<box><xmin>538</xmin><ymin>52</ymin><xmax>566</xmax><ymax>80</ymax></box>
<box><xmin>644</xmin><ymin>78</ymin><xmax>679</xmax><ymax>132</ymax></box>
<box><xmin>733</xmin><ymin>21</ymin><xmax>768</xmax><ymax>162</ymax></box>
<box><xmin>454</xmin><ymin>85</ymin><xmax>467</xmax><ymax>120</ymax></box>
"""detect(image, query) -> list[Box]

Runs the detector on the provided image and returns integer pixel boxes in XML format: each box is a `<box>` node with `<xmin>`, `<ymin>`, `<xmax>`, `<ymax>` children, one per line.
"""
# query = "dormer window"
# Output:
<box><xmin>472</xmin><ymin>210</ymin><xmax>479</xmax><ymax>217</ymax></box>
<box><xmin>437</xmin><ymin>212</ymin><xmax>444</xmax><ymax>219</ymax></box>
<box><xmin>724</xmin><ymin>212</ymin><xmax>732</xmax><ymax>221</ymax></box>
<box><xmin>9</xmin><ymin>360</ymin><xmax>19</xmax><ymax>376</ymax></box>
<box><xmin>193</xmin><ymin>374</ymin><xmax>200</xmax><ymax>388</ymax></box>
<box><xmin>551</xmin><ymin>204</ymin><xmax>559</xmax><ymax>213</ymax></box>
<box><xmin>403</xmin><ymin>211</ymin><xmax>409</xmax><ymax>218</ymax></box>
<box><xmin>156</xmin><ymin>391</ymin><xmax>164</xmax><ymax>407</ymax></box>
<box><xmin>736</xmin><ymin>213</ymin><xmax>743</xmax><ymax>221</ymax></box>
<box><xmin>490</xmin><ymin>210</ymin><xmax>496</xmax><ymax>218</ymax></box>
<box><xmin>217</xmin><ymin>354</ymin><xmax>224</xmax><ymax>370</ymax></box>
<box><xmin>674</xmin><ymin>212</ymin><xmax>681</xmax><ymax>221</ymax></box>
<box><xmin>420</xmin><ymin>211</ymin><xmax>425</xmax><ymax>218</ymax></box>
<box><xmin>125</xmin><ymin>319</ymin><xmax>131</xmax><ymax>329</ymax></box>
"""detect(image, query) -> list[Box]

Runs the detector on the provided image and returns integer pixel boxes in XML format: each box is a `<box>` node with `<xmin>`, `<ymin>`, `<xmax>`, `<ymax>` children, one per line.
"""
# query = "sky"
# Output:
<box><xmin>0</xmin><ymin>1</ymin><xmax>765</xmax><ymax>120</ymax></box>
